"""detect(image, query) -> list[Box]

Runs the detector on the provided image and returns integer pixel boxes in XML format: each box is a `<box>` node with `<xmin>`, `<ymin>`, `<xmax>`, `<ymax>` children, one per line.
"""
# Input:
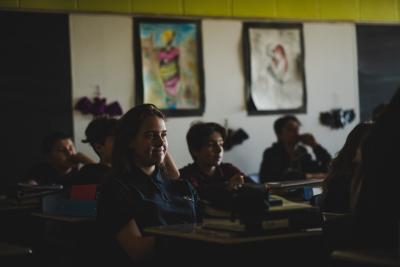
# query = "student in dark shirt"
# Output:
<box><xmin>321</xmin><ymin>122</ymin><xmax>373</xmax><ymax>213</ymax></box>
<box><xmin>24</xmin><ymin>132</ymin><xmax>95</xmax><ymax>185</ymax></box>
<box><xmin>79</xmin><ymin>117</ymin><xmax>118</xmax><ymax>184</ymax></box>
<box><xmin>97</xmin><ymin>104</ymin><xmax>199</xmax><ymax>266</ymax></box>
<box><xmin>179</xmin><ymin>122</ymin><xmax>254</xmax><ymax>210</ymax></box>
<box><xmin>259</xmin><ymin>115</ymin><xmax>331</xmax><ymax>183</ymax></box>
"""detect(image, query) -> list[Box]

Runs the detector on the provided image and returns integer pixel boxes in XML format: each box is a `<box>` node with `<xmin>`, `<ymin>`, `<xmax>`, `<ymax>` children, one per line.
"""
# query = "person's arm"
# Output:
<box><xmin>299</xmin><ymin>133</ymin><xmax>332</xmax><ymax>172</ymax></box>
<box><xmin>69</xmin><ymin>152</ymin><xmax>96</xmax><ymax>165</ymax></box>
<box><xmin>163</xmin><ymin>151</ymin><xmax>180</xmax><ymax>179</ymax></box>
<box><xmin>312</xmin><ymin>145</ymin><xmax>332</xmax><ymax>172</ymax></box>
<box><xmin>116</xmin><ymin>219</ymin><xmax>155</xmax><ymax>264</ymax></box>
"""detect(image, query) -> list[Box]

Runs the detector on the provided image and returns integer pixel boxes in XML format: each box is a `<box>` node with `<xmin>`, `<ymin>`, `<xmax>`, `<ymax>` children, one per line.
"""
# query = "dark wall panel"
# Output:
<box><xmin>357</xmin><ymin>25</ymin><xmax>400</xmax><ymax>121</ymax></box>
<box><xmin>0</xmin><ymin>11</ymin><xmax>72</xmax><ymax>189</ymax></box>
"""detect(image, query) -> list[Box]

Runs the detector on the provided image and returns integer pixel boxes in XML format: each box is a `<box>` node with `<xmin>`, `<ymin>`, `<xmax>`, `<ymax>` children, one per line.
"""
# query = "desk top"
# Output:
<box><xmin>331</xmin><ymin>249</ymin><xmax>400</xmax><ymax>267</ymax></box>
<box><xmin>0</xmin><ymin>242</ymin><xmax>32</xmax><ymax>257</ymax></box>
<box><xmin>266</xmin><ymin>178</ymin><xmax>324</xmax><ymax>189</ymax></box>
<box><xmin>31</xmin><ymin>212</ymin><xmax>95</xmax><ymax>223</ymax></box>
<box><xmin>145</xmin><ymin>219</ymin><xmax>322</xmax><ymax>245</ymax></box>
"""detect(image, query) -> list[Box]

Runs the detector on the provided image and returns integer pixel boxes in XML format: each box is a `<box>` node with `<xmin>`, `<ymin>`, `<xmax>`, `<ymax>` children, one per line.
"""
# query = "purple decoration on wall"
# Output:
<box><xmin>91</xmin><ymin>97</ymin><xmax>107</xmax><ymax>116</ymax></box>
<box><xmin>74</xmin><ymin>95</ymin><xmax>123</xmax><ymax>117</ymax></box>
<box><xmin>74</xmin><ymin>97</ymin><xmax>93</xmax><ymax>114</ymax></box>
<box><xmin>106</xmin><ymin>101</ymin><xmax>123</xmax><ymax>116</ymax></box>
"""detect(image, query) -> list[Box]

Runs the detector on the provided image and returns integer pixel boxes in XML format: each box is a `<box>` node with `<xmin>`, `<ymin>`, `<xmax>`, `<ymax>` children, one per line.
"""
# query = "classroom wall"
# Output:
<box><xmin>70</xmin><ymin>14</ymin><xmax>359</xmax><ymax>174</ymax></box>
<box><xmin>2</xmin><ymin>0</ymin><xmax>400</xmax><ymax>23</ymax></box>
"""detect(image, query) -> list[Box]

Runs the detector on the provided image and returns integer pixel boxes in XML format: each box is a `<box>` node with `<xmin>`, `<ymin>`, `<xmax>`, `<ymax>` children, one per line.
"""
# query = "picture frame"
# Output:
<box><xmin>242</xmin><ymin>22</ymin><xmax>307</xmax><ymax>115</ymax></box>
<box><xmin>134</xmin><ymin>17</ymin><xmax>205</xmax><ymax>117</ymax></box>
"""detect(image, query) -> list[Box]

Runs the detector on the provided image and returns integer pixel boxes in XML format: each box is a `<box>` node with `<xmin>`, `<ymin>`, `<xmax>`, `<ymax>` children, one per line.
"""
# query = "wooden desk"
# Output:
<box><xmin>145</xmin><ymin>220</ymin><xmax>322</xmax><ymax>245</ymax></box>
<box><xmin>204</xmin><ymin>194</ymin><xmax>322</xmax><ymax>233</ymax></box>
<box><xmin>31</xmin><ymin>212</ymin><xmax>95</xmax><ymax>223</ymax></box>
<box><xmin>331</xmin><ymin>249</ymin><xmax>400</xmax><ymax>267</ymax></box>
<box><xmin>145</xmin><ymin>220</ymin><xmax>325</xmax><ymax>267</ymax></box>
<box><xmin>0</xmin><ymin>242</ymin><xmax>32</xmax><ymax>257</ymax></box>
<box><xmin>266</xmin><ymin>178</ymin><xmax>324</xmax><ymax>190</ymax></box>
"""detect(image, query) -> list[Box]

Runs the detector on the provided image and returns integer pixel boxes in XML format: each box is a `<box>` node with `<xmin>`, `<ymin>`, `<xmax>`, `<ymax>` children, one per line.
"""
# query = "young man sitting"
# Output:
<box><xmin>179</xmin><ymin>122</ymin><xmax>254</xmax><ymax>210</ymax></box>
<box><xmin>24</xmin><ymin>132</ymin><xmax>95</xmax><ymax>185</ymax></box>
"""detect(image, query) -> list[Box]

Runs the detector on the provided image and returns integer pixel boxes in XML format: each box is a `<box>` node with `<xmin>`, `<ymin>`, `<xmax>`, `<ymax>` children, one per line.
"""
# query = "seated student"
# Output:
<box><xmin>80</xmin><ymin>117</ymin><xmax>180</xmax><ymax>185</ymax></box>
<box><xmin>321</xmin><ymin>122</ymin><xmax>373</xmax><ymax>213</ymax></box>
<box><xmin>259</xmin><ymin>115</ymin><xmax>332</xmax><ymax>183</ymax></box>
<box><xmin>23</xmin><ymin>132</ymin><xmax>95</xmax><ymax>185</ymax></box>
<box><xmin>179</xmin><ymin>122</ymin><xmax>254</xmax><ymax>210</ymax></box>
<box><xmin>79</xmin><ymin>117</ymin><xmax>118</xmax><ymax>184</ymax></box>
<box><xmin>96</xmin><ymin>104</ymin><xmax>199</xmax><ymax>266</ymax></box>
<box><xmin>352</xmin><ymin>87</ymin><xmax>400</xmax><ymax>249</ymax></box>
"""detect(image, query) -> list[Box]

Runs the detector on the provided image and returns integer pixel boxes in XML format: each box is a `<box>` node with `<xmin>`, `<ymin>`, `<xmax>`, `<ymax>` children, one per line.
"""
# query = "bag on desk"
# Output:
<box><xmin>231</xmin><ymin>183</ymin><xmax>270</xmax><ymax>233</ymax></box>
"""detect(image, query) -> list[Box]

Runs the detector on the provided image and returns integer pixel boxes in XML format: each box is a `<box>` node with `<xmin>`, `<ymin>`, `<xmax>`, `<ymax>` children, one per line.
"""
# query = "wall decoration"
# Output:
<box><xmin>243</xmin><ymin>22</ymin><xmax>306</xmax><ymax>115</ymax></box>
<box><xmin>75</xmin><ymin>86</ymin><xmax>123</xmax><ymax>117</ymax></box>
<box><xmin>134</xmin><ymin>18</ymin><xmax>205</xmax><ymax>117</ymax></box>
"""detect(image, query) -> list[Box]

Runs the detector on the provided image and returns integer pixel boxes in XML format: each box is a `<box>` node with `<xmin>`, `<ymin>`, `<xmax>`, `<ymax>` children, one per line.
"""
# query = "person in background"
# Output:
<box><xmin>80</xmin><ymin>117</ymin><xmax>180</xmax><ymax>185</ymax></box>
<box><xmin>353</xmin><ymin>87</ymin><xmax>400</xmax><ymax>249</ymax></box>
<box><xmin>259</xmin><ymin>115</ymin><xmax>331</xmax><ymax>184</ymax></box>
<box><xmin>179</xmin><ymin>122</ymin><xmax>254</xmax><ymax>210</ymax></box>
<box><xmin>79</xmin><ymin>117</ymin><xmax>118</xmax><ymax>184</ymax></box>
<box><xmin>321</xmin><ymin>122</ymin><xmax>373</xmax><ymax>213</ymax></box>
<box><xmin>23</xmin><ymin>132</ymin><xmax>95</xmax><ymax>185</ymax></box>
<box><xmin>97</xmin><ymin>104</ymin><xmax>199</xmax><ymax>266</ymax></box>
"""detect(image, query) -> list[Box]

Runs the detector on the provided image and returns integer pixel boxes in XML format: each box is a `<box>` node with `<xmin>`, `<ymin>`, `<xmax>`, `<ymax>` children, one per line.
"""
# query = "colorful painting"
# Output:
<box><xmin>243</xmin><ymin>23</ymin><xmax>306</xmax><ymax>115</ymax></box>
<box><xmin>134</xmin><ymin>18</ymin><xmax>204</xmax><ymax>117</ymax></box>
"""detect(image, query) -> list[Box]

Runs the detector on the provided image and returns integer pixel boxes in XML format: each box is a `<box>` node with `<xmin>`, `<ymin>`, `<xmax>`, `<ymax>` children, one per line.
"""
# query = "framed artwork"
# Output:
<box><xmin>243</xmin><ymin>22</ymin><xmax>306</xmax><ymax>115</ymax></box>
<box><xmin>134</xmin><ymin>18</ymin><xmax>205</xmax><ymax>117</ymax></box>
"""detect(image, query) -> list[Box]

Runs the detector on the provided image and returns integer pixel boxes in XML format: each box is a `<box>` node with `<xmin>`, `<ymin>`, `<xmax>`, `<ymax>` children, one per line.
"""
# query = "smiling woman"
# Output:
<box><xmin>97</xmin><ymin>104</ymin><xmax>200</xmax><ymax>266</ymax></box>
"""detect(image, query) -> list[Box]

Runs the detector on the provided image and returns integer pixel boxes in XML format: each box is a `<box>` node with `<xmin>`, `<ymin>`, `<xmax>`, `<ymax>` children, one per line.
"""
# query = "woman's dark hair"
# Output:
<box><xmin>82</xmin><ymin>117</ymin><xmax>118</xmax><ymax>156</ymax></box>
<box><xmin>112</xmin><ymin>104</ymin><xmax>165</xmax><ymax>177</ymax></box>
<box><xmin>323</xmin><ymin>122</ymin><xmax>373</xmax><ymax>194</ymax></box>
<box><xmin>186</xmin><ymin>122</ymin><xmax>226</xmax><ymax>160</ymax></box>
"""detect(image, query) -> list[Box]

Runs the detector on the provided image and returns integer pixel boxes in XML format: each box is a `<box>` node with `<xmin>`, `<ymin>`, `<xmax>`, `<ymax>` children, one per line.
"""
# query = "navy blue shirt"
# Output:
<box><xmin>96</xmin><ymin>166</ymin><xmax>199</xmax><ymax>266</ymax></box>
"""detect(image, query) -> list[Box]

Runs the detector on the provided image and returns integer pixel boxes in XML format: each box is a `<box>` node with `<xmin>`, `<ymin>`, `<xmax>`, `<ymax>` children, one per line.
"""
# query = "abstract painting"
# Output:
<box><xmin>134</xmin><ymin>18</ymin><xmax>205</xmax><ymax>117</ymax></box>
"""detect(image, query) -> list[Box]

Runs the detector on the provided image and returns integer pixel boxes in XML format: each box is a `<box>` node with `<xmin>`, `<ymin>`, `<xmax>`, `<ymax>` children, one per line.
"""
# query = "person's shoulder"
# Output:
<box><xmin>179</xmin><ymin>163</ymin><xmax>196</xmax><ymax>177</ymax></box>
<box><xmin>219</xmin><ymin>163</ymin><xmax>244</xmax><ymax>178</ymax></box>
<box><xmin>102</xmin><ymin>176</ymin><xmax>131</xmax><ymax>195</ymax></box>
<box><xmin>78</xmin><ymin>163</ymin><xmax>111</xmax><ymax>184</ymax></box>
<box><xmin>80</xmin><ymin>163</ymin><xmax>111</xmax><ymax>174</ymax></box>
<box><xmin>270</xmin><ymin>142</ymin><xmax>283</xmax><ymax>150</ymax></box>
<box><xmin>263</xmin><ymin>142</ymin><xmax>283</xmax><ymax>155</ymax></box>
